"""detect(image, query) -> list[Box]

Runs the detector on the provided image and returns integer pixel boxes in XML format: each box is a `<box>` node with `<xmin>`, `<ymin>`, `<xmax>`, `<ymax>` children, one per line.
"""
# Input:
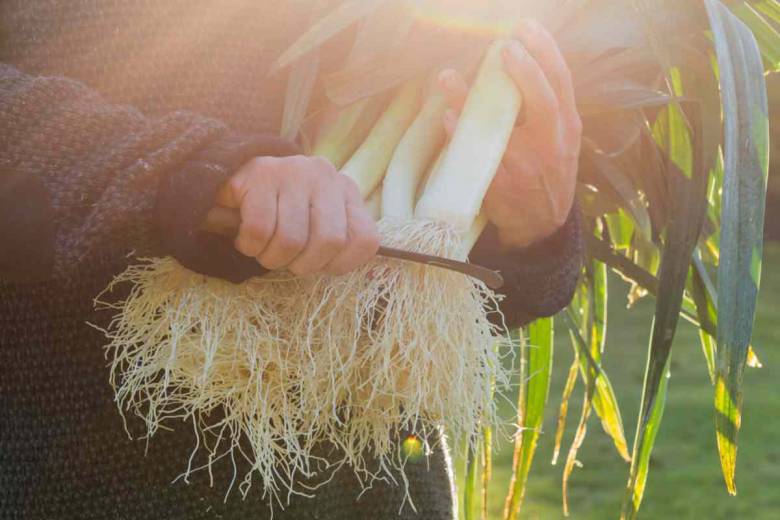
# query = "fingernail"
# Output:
<box><xmin>503</xmin><ymin>40</ymin><xmax>526</xmax><ymax>62</ymax></box>
<box><xmin>519</xmin><ymin>18</ymin><xmax>540</xmax><ymax>35</ymax></box>
<box><xmin>439</xmin><ymin>69</ymin><xmax>457</xmax><ymax>91</ymax></box>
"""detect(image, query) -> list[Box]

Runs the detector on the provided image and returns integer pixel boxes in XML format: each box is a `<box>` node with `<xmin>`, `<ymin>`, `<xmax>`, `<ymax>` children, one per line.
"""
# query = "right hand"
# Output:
<box><xmin>215</xmin><ymin>155</ymin><xmax>380</xmax><ymax>276</ymax></box>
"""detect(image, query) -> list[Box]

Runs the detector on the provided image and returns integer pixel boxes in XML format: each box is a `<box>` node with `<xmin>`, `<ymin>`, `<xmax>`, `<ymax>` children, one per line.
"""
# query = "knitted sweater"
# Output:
<box><xmin>0</xmin><ymin>2</ymin><xmax>583</xmax><ymax>519</ymax></box>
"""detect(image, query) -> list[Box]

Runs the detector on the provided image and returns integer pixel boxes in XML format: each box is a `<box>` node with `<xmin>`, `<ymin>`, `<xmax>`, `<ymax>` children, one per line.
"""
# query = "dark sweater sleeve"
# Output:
<box><xmin>469</xmin><ymin>202</ymin><xmax>584</xmax><ymax>329</ymax></box>
<box><xmin>0</xmin><ymin>63</ymin><xmax>226</xmax><ymax>282</ymax></box>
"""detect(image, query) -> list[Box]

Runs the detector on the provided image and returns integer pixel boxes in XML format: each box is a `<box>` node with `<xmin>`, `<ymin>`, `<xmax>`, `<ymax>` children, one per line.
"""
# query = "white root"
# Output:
<box><xmin>100</xmin><ymin>219</ymin><xmax>512</xmax><ymax>507</ymax></box>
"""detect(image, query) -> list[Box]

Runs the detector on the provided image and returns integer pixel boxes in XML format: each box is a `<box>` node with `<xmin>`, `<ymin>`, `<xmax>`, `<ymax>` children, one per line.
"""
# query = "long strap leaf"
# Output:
<box><xmin>280</xmin><ymin>3</ymin><xmax>327</xmax><ymax>142</ymax></box>
<box><xmin>690</xmin><ymin>254</ymin><xmax>719</xmax><ymax>383</ymax></box>
<box><xmin>560</xmin><ymin>314</ymin><xmax>597</xmax><ymax>517</ymax></box>
<box><xmin>586</xmin><ymin>258</ymin><xmax>631</xmax><ymax>461</ymax></box>
<box><xmin>503</xmin><ymin>318</ymin><xmax>554</xmax><ymax>520</ymax></box>
<box><xmin>621</xmin><ymin>72</ymin><xmax>710</xmax><ymax>519</ymax></box>
<box><xmin>732</xmin><ymin>3</ymin><xmax>780</xmax><ymax>71</ymax></box>
<box><xmin>705</xmin><ymin>0</ymin><xmax>770</xmax><ymax>496</ymax></box>
<box><xmin>273</xmin><ymin>0</ymin><xmax>390</xmax><ymax>71</ymax></box>
<box><xmin>552</xmin><ymin>355</ymin><xmax>580</xmax><ymax>466</ymax></box>
<box><xmin>565</xmin><ymin>291</ymin><xmax>630</xmax><ymax>465</ymax></box>
<box><xmin>464</xmin><ymin>442</ymin><xmax>481</xmax><ymax>520</ymax></box>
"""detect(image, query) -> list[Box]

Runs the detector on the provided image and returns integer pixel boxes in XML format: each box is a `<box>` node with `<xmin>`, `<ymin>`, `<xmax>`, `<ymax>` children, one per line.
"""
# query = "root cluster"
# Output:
<box><xmin>100</xmin><ymin>219</ymin><xmax>512</xmax><ymax>506</ymax></box>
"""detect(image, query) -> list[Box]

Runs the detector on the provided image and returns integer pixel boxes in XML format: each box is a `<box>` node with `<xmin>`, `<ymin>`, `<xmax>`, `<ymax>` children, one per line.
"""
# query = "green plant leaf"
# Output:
<box><xmin>503</xmin><ymin>318</ymin><xmax>554</xmax><ymax>520</ymax></box>
<box><xmin>346</xmin><ymin>0</ymin><xmax>415</xmax><ymax>66</ymax></box>
<box><xmin>587</xmin><ymin>234</ymin><xmax>717</xmax><ymax>336</ymax></box>
<box><xmin>559</xmin><ymin>311</ymin><xmax>600</xmax><ymax>516</ymax></box>
<box><xmin>589</xmin><ymin>258</ymin><xmax>608</xmax><ymax>358</ymax></box>
<box><xmin>705</xmin><ymin>0</ymin><xmax>770</xmax><ymax>495</ymax></box>
<box><xmin>591</xmin><ymin>370</ymin><xmax>631</xmax><ymax>461</ymax></box>
<box><xmin>732</xmin><ymin>3</ymin><xmax>780</xmax><ymax>71</ymax></box>
<box><xmin>605</xmin><ymin>209</ymin><xmax>636</xmax><ymax>250</ymax></box>
<box><xmin>621</xmin><ymin>65</ymin><xmax>710</xmax><ymax>518</ymax></box>
<box><xmin>582</xmin><ymin>110</ymin><xmax>645</xmax><ymax>157</ymax></box>
<box><xmin>624</xmin><ymin>357</ymin><xmax>671</xmax><ymax>518</ymax></box>
<box><xmin>577</xmin><ymin>82</ymin><xmax>671</xmax><ymax>116</ymax></box>
<box><xmin>280</xmin><ymin>42</ymin><xmax>321</xmax><ymax>141</ymax></box>
<box><xmin>464</xmin><ymin>442</ymin><xmax>480</xmax><ymax>520</ymax></box>
<box><xmin>324</xmin><ymin>31</ymin><xmax>487</xmax><ymax>105</ymax></box>
<box><xmin>565</xmin><ymin>305</ymin><xmax>631</xmax><ymax>463</ymax></box>
<box><xmin>562</xmin><ymin>376</ymin><xmax>594</xmax><ymax>517</ymax></box>
<box><xmin>552</xmin><ymin>356</ymin><xmax>580</xmax><ymax>466</ymax></box>
<box><xmin>752</xmin><ymin>0</ymin><xmax>780</xmax><ymax>25</ymax></box>
<box><xmin>279</xmin><ymin>1</ymin><xmax>340</xmax><ymax>142</ymax></box>
<box><xmin>274</xmin><ymin>0</ymin><xmax>389</xmax><ymax>71</ymax></box>
<box><xmin>584</xmin><ymin>145</ymin><xmax>652</xmax><ymax>239</ymax></box>
<box><xmin>636</xmin><ymin>128</ymin><xmax>672</xmax><ymax>237</ymax></box>
<box><xmin>690</xmin><ymin>254</ymin><xmax>719</xmax><ymax>383</ymax></box>
<box><xmin>586</xmin><ymin>234</ymin><xmax>660</xmax><ymax>298</ymax></box>
<box><xmin>482</xmin><ymin>426</ymin><xmax>492</xmax><ymax>520</ymax></box>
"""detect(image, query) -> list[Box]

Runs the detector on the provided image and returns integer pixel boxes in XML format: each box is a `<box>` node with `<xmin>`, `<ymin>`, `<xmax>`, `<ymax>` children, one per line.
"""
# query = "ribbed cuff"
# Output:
<box><xmin>470</xmin><ymin>202</ymin><xmax>583</xmax><ymax>327</ymax></box>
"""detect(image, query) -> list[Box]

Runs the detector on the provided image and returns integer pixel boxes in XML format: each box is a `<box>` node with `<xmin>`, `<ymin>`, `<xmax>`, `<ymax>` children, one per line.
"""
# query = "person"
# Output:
<box><xmin>0</xmin><ymin>2</ymin><xmax>583</xmax><ymax>518</ymax></box>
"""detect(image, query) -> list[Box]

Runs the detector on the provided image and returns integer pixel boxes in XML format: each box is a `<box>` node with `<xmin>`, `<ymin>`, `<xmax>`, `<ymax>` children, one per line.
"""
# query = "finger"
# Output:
<box><xmin>487</xmin><ymin>158</ymin><xmax>573</xmax><ymax>232</ymax></box>
<box><xmin>324</xmin><ymin>202</ymin><xmax>380</xmax><ymax>275</ymax></box>
<box><xmin>216</xmin><ymin>166</ymin><xmax>249</xmax><ymax>208</ymax></box>
<box><xmin>257</xmin><ymin>185</ymin><xmax>310</xmax><ymax>270</ymax></box>
<box><xmin>514</xmin><ymin>19</ymin><xmax>577</xmax><ymax>115</ymax></box>
<box><xmin>234</xmin><ymin>187</ymin><xmax>277</xmax><ymax>258</ymax></box>
<box><xmin>215</xmin><ymin>182</ymin><xmax>240</xmax><ymax>208</ymax></box>
<box><xmin>443</xmin><ymin>109</ymin><xmax>458</xmax><ymax>139</ymax></box>
<box><xmin>287</xmin><ymin>180</ymin><xmax>348</xmax><ymax>276</ymax></box>
<box><xmin>484</xmin><ymin>163</ymin><xmax>544</xmax><ymax>245</ymax></box>
<box><xmin>501</xmin><ymin>40</ymin><xmax>560</xmax><ymax>129</ymax></box>
<box><xmin>437</xmin><ymin>68</ymin><xmax>468</xmax><ymax>112</ymax></box>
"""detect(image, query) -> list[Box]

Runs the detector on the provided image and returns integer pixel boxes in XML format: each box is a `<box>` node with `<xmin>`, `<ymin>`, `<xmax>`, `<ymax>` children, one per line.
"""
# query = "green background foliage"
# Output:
<box><xmin>457</xmin><ymin>243</ymin><xmax>780</xmax><ymax>519</ymax></box>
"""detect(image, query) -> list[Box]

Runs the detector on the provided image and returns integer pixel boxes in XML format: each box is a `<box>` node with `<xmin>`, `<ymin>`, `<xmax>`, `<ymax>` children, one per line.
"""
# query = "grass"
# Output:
<box><xmin>457</xmin><ymin>241</ymin><xmax>780</xmax><ymax>519</ymax></box>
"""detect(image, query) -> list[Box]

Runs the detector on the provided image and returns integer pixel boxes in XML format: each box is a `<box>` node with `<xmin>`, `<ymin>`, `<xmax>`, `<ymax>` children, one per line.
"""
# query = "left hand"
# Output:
<box><xmin>438</xmin><ymin>19</ymin><xmax>582</xmax><ymax>249</ymax></box>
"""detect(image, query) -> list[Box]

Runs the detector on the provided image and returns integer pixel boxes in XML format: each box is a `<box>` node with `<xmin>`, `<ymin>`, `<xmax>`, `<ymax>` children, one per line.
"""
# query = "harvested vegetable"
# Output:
<box><xmin>102</xmin><ymin>38</ymin><xmax>519</xmax><ymax>506</ymax></box>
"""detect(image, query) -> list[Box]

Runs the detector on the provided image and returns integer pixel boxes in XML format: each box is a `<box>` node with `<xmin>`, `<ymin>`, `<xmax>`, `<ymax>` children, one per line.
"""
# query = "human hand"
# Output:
<box><xmin>437</xmin><ymin>19</ymin><xmax>582</xmax><ymax>249</ymax></box>
<box><xmin>216</xmin><ymin>155</ymin><xmax>380</xmax><ymax>275</ymax></box>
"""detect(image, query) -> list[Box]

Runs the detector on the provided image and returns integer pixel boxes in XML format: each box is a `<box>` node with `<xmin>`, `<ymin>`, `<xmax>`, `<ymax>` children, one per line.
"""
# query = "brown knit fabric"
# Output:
<box><xmin>0</xmin><ymin>259</ymin><xmax>456</xmax><ymax>520</ymax></box>
<box><xmin>0</xmin><ymin>2</ymin><xmax>580</xmax><ymax>518</ymax></box>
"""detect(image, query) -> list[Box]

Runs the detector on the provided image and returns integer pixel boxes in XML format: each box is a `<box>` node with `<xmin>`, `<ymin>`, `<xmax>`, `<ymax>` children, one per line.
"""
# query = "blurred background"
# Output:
<box><xmin>455</xmin><ymin>76</ymin><xmax>780</xmax><ymax>520</ymax></box>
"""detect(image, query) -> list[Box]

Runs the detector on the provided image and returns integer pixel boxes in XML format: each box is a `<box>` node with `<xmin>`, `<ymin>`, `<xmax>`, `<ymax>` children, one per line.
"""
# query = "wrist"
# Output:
<box><xmin>494</xmin><ymin>222</ymin><xmax>558</xmax><ymax>250</ymax></box>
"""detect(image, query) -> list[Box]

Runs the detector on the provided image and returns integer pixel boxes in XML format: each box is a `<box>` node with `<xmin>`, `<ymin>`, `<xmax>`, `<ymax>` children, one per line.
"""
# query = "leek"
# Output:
<box><xmin>340</xmin><ymin>80</ymin><xmax>423</xmax><ymax>198</ymax></box>
<box><xmin>460</xmin><ymin>212</ymin><xmax>488</xmax><ymax>258</ymax></box>
<box><xmin>416</xmin><ymin>146</ymin><xmax>445</xmax><ymax>204</ymax></box>
<box><xmin>365</xmin><ymin>185</ymin><xmax>382</xmax><ymax>220</ymax></box>
<box><xmin>415</xmin><ymin>40</ymin><xmax>522</xmax><ymax>232</ymax></box>
<box><xmin>382</xmin><ymin>92</ymin><xmax>448</xmax><ymax>219</ymax></box>
<box><xmin>311</xmin><ymin>97</ymin><xmax>385</xmax><ymax>169</ymax></box>
<box><xmin>103</xmin><ymin>40</ymin><xmax>519</xmax><ymax>512</ymax></box>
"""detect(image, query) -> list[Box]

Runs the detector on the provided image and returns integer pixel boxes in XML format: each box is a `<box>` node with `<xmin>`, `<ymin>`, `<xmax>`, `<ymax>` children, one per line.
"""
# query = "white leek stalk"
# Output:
<box><xmin>460</xmin><ymin>212</ymin><xmax>488</xmax><ymax>258</ymax></box>
<box><xmin>415</xmin><ymin>40</ymin><xmax>522</xmax><ymax>232</ymax></box>
<box><xmin>365</xmin><ymin>186</ymin><xmax>382</xmax><ymax>220</ymax></box>
<box><xmin>311</xmin><ymin>97</ymin><xmax>385</xmax><ymax>169</ymax></box>
<box><xmin>381</xmin><ymin>92</ymin><xmax>447</xmax><ymax>219</ymax></box>
<box><xmin>415</xmin><ymin>146</ymin><xmax>445</xmax><ymax>204</ymax></box>
<box><xmin>340</xmin><ymin>80</ymin><xmax>422</xmax><ymax>198</ymax></box>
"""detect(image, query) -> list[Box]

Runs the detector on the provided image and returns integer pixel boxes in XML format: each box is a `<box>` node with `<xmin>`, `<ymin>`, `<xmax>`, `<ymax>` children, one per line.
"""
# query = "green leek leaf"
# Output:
<box><xmin>706</xmin><ymin>0</ymin><xmax>770</xmax><ymax>495</ymax></box>
<box><xmin>621</xmin><ymin>65</ymin><xmax>710</xmax><ymax>518</ymax></box>
<box><xmin>503</xmin><ymin>318</ymin><xmax>554</xmax><ymax>520</ymax></box>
